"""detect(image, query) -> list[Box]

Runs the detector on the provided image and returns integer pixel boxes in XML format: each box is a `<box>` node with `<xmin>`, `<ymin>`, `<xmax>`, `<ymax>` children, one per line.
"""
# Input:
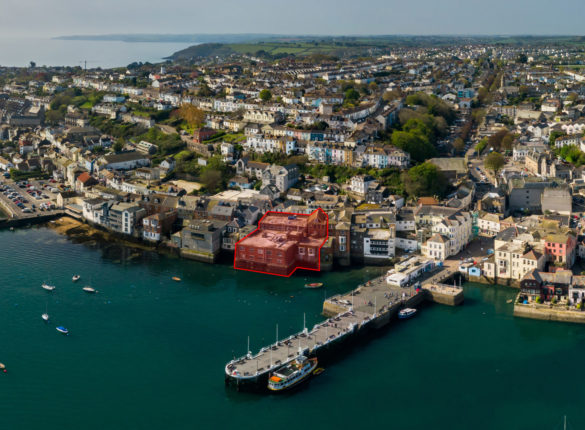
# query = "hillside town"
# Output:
<box><xmin>3</xmin><ymin>41</ymin><xmax>585</xmax><ymax>315</ymax></box>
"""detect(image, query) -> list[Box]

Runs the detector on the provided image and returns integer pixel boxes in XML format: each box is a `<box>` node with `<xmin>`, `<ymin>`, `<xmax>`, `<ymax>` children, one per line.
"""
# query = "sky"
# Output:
<box><xmin>1</xmin><ymin>0</ymin><xmax>584</xmax><ymax>38</ymax></box>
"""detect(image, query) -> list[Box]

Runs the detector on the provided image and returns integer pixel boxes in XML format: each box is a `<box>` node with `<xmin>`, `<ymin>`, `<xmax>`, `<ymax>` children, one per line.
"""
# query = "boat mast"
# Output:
<box><xmin>564</xmin><ymin>415</ymin><xmax>567</xmax><ymax>430</ymax></box>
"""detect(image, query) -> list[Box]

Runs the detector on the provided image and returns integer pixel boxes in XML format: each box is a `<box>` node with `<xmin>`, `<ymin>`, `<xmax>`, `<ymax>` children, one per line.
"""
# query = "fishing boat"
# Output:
<box><xmin>41</xmin><ymin>283</ymin><xmax>55</xmax><ymax>292</ymax></box>
<box><xmin>304</xmin><ymin>282</ymin><xmax>323</xmax><ymax>289</ymax></box>
<box><xmin>398</xmin><ymin>308</ymin><xmax>417</xmax><ymax>319</ymax></box>
<box><xmin>172</xmin><ymin>276</ymin><xmax>181</xmax><ymax>282</ymax></box>
<box><xmin>56</xmin><ymin>326</ymin><xmax>69</xmax><ymax>335</ymax></box>
<box><xmin>313</xmin><ymin>368</ymin><xmax>325</xmax><ymax>376</ymax></box>
<box><xmin>0</xmin><ymin>362</ymin><xmax>6</xmax><ymax>373</ymax></box>
<box><xmin>82</xmin><ymin>286</ymin><xmax>97</xmax><ymax>294</ymax></box>
<box><xmin>268</xmin><ymin>356</ymin><xmax>318</xmax><ymax>392</ymax></box>
<box><xmin>72</xmin><ymin>275</ymin><xmax>81</xmax><ymax>282</ymax></box>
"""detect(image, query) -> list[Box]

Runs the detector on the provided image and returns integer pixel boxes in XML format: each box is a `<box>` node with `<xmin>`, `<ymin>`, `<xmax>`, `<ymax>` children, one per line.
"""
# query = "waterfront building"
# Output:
<box><xmin>174</xmin><ymin>219</ymin><xmax>227</xmax><ymax>263</ymax></box>
<box><xmin>142</xmin><ymin>211</ymin><xmax>177</xmax><ymax>242</ymax></box>
<box><xmin>107</xmin><ymin>202</ymin><xmax>146</xmax><ymax>236</ymax></box>
<box><xmin>234</xmin><ymin>209</ymin><xmax>328</xmax><ymax>276</ymax></box>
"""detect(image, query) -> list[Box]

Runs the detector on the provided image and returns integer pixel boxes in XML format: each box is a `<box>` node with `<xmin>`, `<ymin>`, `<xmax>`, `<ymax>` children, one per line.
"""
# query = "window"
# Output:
<box><xmin>308</xmin><ymin>248</ymin><xmax>315</xmax><ymax>257</ymax></box>
<box><xmin>340</xmin><ymin>245</ymin><xmax>346</xmax><ymax>252</ymax></box>
<box><xmin>298</xmin><ymin>247</ymin><xmax>305</xmax><ymax>255</ymax></box>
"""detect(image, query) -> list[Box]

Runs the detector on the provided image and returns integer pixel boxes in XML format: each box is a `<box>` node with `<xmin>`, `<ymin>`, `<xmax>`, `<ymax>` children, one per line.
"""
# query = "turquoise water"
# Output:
<box><xmin>0</xmin><ymin>227</ymin><xmax>583</xmax><ymax>429</ymax></box>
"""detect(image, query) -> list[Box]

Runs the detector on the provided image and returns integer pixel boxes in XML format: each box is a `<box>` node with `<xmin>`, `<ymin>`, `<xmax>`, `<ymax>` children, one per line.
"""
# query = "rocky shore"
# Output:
<box><xmin>47</xmin><ymin>216</ymin><xmax>160</xmax><ymax>253</ymax></box>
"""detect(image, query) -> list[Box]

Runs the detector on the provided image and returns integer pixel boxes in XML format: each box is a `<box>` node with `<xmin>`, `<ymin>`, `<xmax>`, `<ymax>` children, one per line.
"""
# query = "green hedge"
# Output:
<box><xmin>9</xmin><ymin>169</ymin><xmax>50</xmax><ymax>181</ymax></box>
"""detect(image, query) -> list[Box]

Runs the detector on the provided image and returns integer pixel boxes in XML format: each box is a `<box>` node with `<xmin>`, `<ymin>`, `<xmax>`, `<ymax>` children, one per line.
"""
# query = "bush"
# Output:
<box><xmin>10</xmin><ymin>169</ymin><xmax>49</xmax><ymax>181</ymax></box>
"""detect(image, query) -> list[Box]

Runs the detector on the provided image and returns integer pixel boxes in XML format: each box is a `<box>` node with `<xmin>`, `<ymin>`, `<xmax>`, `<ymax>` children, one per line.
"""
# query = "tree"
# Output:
<box><xmin>383</xmin><ymin>90</ymin><xmax>402</xmax><ymax>102</ymax></box>
<box><xmin>200</xmin><ymin>169</ymin><xmax>222</xmax><ymax>192</ymax></box>
<box><xmin>344</xmin><ymin>88</ymin><xmax>360</xmax><ymax>102</ymax></box>
<box><xmin>501</xmin><ymin>134</ymin><xmax>515</xmax><ymax>151</ymax></box>
<box><xmin>549</xmin><ymin>130</ymin><xmax>564</xmax><ymax>147</ymax></box>
<box><xmin>453</xmin><ymin>137</ymin><xmax>465</xmax><ymax>153</ymax></box>
<box><xmin>391</xmin><ymin>130</ymin><xmax>437</xmax><ymax>163</ymax></box>
<box><xmin>484</xmin><ymin>151</ymin><xmax>505</xmax><ymax>176</ymax></box>
<box><xmin>113</xmin><ymin>141</ymin><xmax>124</xmax><ymax>153</ymax></box>
<box><xmin>177</xmin><ymin>104</ymin><xmax>205</xmax><ymax>129</ymax></box>
<box><xmin>516</xmin><ymin>53</ymin><xmax>528</xmax><ymax>64</ymax></box>
<box><xmin>197</xmin><ymin>83</ymin><xmax>213</xmax><ymax>97</ymax></box>
<box><xmin>402</xmin><ymin>162</ymin><xmax>448</xmax><ymax>198</ymax></box>
<box><xmin>259</xmin><ymin>89</ymin><xmax>272</xmax><ymax>102</ymax></box>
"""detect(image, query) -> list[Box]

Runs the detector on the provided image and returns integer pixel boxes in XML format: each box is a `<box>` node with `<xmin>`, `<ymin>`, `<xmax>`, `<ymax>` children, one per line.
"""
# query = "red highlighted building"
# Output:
<box><xmin>234</xmin><ymin>208</ymin><xmax>328</xmax><ymax>277</ymax></box>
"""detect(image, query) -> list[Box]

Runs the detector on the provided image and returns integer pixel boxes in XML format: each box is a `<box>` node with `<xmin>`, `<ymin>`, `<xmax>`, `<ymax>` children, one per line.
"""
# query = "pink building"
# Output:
<box><xmin>544</xmin><ymin>233</ymin><xmax>577</xmax><ymax>268</ymax></box>
<box><xmin>234</xmin><ymin>209</ymin><xmax>328</xmax><ymax>277</ymax></box>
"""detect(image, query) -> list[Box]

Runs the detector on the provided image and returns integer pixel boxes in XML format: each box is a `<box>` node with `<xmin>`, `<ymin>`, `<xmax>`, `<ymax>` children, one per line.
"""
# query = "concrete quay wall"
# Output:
<box><xmin>514</xmin><ymin>303</ymin><xmax>585</xmax><ymax>324</ymax></box>
<box><xmin>0</xmin><ymin>213</ymin><xmax>62</xmax><ymax>229</ymax></box>
<box><xmin>424</xmin><ymin>288</ymin><xmax>464</xmax><ymax>306</ymax></box>
<box><xmin>0</xmin><ymin>198</ymin><xmax>16</xmax><ymax>219</ymax></box>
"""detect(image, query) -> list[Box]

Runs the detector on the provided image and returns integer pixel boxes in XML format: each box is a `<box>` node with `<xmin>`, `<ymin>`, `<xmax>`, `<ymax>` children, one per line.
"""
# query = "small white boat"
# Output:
<box><xmin>398</xmin><ymin>308</ymin><xmax>417</xmax><ymax>319</ymax></box>
<box><xmin>56</xmin><ymin>326</ymin><xmax>69</xmax><ymax>335</ymax></box>
<box><xmin>41</xmin><ymin>283</ymin><xmax>55</xmax><ymax>292</ymax></box>
<box><xmin>72</xmin><ymin>275</ymin><xmax>81</xmax><ymax>282</ymax></box>
<box><xmin>41</xmin><ymin>313</ymin><xmax>49</xmax><ymax>322</ymax></box>
<box><xmin>82</xmin><ymin>286</ymin><xmax>97</xmax><ymax>294</ymax></box>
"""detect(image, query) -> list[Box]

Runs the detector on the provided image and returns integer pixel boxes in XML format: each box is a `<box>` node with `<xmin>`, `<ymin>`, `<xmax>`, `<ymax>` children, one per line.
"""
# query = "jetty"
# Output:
<box><xmin>225</xmin><ymin>268</ymin><xmax>463</xmax><ymax>390</ymax></box>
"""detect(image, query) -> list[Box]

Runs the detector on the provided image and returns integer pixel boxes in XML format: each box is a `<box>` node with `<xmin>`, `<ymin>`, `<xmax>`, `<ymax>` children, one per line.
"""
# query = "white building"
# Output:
<box><xmin>364</xmin><ymin>229</ymin><xmax>395</xmax><ymax>259</ymax></box>
<box><xmin>350</xmin><ymin>175</ymin><xmax>375</xmax><ymax>195</ymax></box>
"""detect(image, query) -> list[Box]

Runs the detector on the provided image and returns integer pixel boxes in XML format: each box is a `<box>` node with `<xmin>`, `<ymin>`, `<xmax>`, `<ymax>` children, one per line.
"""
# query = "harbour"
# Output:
<box><xmin>1</xmin><ymin>227</ymin><xmax>584</xmax><ymax>429</ymax></box>
<box><xmin>225</xmin><ymin>268</ymin><xmax>464</xmax><ymax>390</ymax></box>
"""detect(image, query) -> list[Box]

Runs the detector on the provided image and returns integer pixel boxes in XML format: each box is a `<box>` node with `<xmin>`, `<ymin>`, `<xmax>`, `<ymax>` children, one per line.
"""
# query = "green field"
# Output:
<box><xmin>169</xmin><ymin>35</ymin><xmax>585</xmax><ymax>61</ymax></box>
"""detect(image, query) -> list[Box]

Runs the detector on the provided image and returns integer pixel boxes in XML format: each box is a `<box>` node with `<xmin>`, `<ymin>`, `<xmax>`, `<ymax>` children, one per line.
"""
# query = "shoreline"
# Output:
<box><xmin>46</xmin><ymin>216</ymin><xmax>163</xmax><ymax>253</ymax></box>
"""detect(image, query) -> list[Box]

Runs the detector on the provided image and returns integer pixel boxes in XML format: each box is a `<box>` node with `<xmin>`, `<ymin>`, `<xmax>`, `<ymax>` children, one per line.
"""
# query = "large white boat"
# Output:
<box><xmin>268</xmin><ymin>356</ymin><xmax>317</xmax><ymax>392</ymax></box>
